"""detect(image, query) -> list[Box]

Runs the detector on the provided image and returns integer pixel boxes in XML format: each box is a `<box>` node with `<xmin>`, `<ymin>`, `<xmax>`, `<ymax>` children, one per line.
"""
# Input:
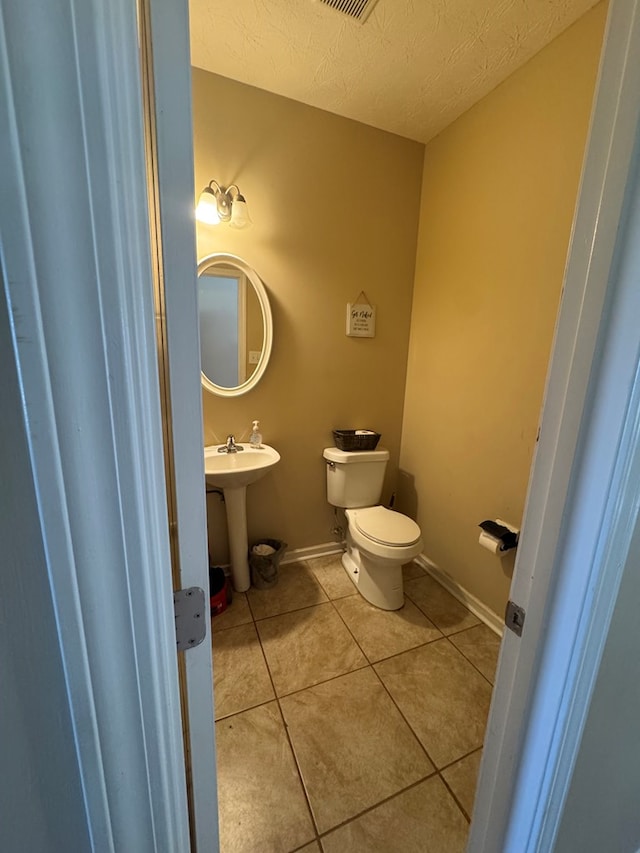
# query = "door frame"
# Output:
<box><xmin>139</xmin><ymin>0</ymin><xmax>219</xmax><ymax>848</ymax></box>
<box><xmin>469</xmin><ymin>0</ymin><xmax>640</xmax><ymax>848</ymax></box>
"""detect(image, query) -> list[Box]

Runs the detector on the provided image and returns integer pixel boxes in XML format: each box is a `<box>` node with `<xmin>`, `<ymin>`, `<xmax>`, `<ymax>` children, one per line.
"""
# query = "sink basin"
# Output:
<box><xmin>204</xmin><ymin>443</ymin><xmax>280</xmax><ymax>489</ymax></box>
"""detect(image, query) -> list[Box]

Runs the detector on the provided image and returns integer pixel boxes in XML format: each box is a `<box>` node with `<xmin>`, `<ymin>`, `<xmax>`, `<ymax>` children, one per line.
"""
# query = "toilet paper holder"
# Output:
<box><xmin>478</xmin><ymin>519</ymin><xmax>519</xmax><ymax>552</ymax></box>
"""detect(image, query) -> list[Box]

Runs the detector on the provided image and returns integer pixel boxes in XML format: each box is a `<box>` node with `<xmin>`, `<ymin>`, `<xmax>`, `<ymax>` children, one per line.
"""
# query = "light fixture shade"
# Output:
<box><xmin>196</xmin><ymin>188</ymin><xmax>221</xmax><ymax>224</ymax></box>
<box><xmin>229</xmin><ymin>195</ymin><xmax>252</xmax><ymax>229</ymax></box>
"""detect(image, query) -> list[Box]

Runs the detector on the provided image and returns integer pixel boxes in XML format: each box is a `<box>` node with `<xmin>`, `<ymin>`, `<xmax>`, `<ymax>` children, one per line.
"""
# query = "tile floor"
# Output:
<box><xmin>212</xmin><ymin>554</ymin><xmax>502</xmax><ymax>853</ymax></box>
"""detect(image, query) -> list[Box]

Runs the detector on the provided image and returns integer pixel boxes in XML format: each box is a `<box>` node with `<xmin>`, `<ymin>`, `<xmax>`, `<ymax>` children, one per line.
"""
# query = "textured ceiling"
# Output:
<box><xmin>189</xmin><ymin>0</ymin><xmax>599</xmax><ymax>143</ymax></box>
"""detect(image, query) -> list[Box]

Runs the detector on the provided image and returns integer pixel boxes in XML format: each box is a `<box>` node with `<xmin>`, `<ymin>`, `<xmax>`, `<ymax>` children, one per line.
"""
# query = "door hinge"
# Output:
<box><xmin>174</xmin><ymin>587</ymin><xmax>207</xmax><ymax>652</ymax></box>
<box><xmin>505</xmin><ymin>600</ymin><xmax>525</xmax><ymax>637</ymax></box>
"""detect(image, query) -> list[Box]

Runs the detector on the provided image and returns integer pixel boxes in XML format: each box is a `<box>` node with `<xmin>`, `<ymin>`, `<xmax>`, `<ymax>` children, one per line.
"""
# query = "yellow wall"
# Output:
<box><xmin>192</xmin><ymin>70</ymin><xmax>424</xmax><ymax>563</ymax></box>
<box><xmin>399</xmin><ymin>3</ymin><xmax>607</xmax><ymax>616</ymax></box>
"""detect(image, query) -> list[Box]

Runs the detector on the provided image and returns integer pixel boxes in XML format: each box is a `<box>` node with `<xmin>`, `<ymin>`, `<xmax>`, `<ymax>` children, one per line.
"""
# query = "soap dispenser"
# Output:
<box><xmin>249</xmin><ymin>420</ymin><xmax>262</xmax><ymax>449</ymax></box>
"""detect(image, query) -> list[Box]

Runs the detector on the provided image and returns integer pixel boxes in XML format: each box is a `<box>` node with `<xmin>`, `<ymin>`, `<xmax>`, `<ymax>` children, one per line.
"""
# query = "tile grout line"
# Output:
<box><xmin>326</xmin><ymin>596</ymin><xmax>370</xmax><ymax>659</ymax></box>
<box><xmin>439</xmin><ymin>744</ymin><xmax>484</xmax><ymax>773</ymax></box>
<box><xmin>315</xmin><ymin>772</ymin><xmax>441</xmax><ymax>843</ymax></box>
<box><xmin>439</xmin><ymin>775</ymin><xmax>473</xmax><ymax>824</ymax></box>
<box><xmin>409</xmin><ymin>610</ymin><xmax>492</xmax><ymax>822</ymax></box>
<box><xmin>217</xmin><ymin>603</ymin><xmax>372</xmax><ymax>702</ymax></box>
<box><xmin>323</xmin><ymin>572</ymin><xmax>444</xmax><ymax>666</ymax></box>
<box><xmin>368</xmin><ymin>652</ymin><xmax>440</xmax><ymax>769</ymax></box>
<box><xmin>370</xmin><ymin>660</ymin><xmax>474</xmax><ymax>826</ymax></box>
<box><xmin>273</xmin><ymin>698</ymin><xmax>322</xmax><ymax>848</ymax></box>
<box><xmin>215</xmin><ymin>560</ymin><xmax>489</xmax><ymax>846</ymax></box>
<box><xmin>443</xmin><ymin>633</ymin><xmax>496</xmax><ymax>688</ymax></box>
<box><xmin>390</xmin><ymin>588</ymin><xmax>492</xmax><ymax>824</ymax></box>
<box><xmin>252</xmin><ymin>565</ymin><xmax>488</xmax><ymax>766</ymax></box>
<box><xmin>251</xmin><ymin>562</ymin><xmax>444</xmax><ymax>846</ymax></box>
<box><xmin>213</xmin><ymin>577</ymin><xmax>324</xmax><ymax>848</ymax></box>
<box><xmin>403</xmin><ymin>582</ymin><xmax>483</xmax><ymax>635</ymax></box>
<box><xmin>326</xmin><ymin>592</ymin><xmax>475</xmax><ymax>827</ymax></box>
<box><xmin>253</xmin><ymin>597</ymin><xmax>331</xmax><ymax>623</ymax></box>
<box><xmin>213</xmin><ymin>621</ymin><xmax>490</xmax><ymax>740</ymax></box>
<box><xmin>438</xmin><ymin>745</ymin><xmax>485</xmax><ymax>824</ymax></box>
<box><xmin>213</xmin><ymin>694</ymin><xmax>275</xmax><ymax>724</ymax></box>
<box><xmin>403</xmin><ymin>583</ymin><xmax>497</xmax><ymax>688</ymax></box>
<box><xmin>251</xmin><ymin>597</ymin><xmax>323</xmax><ymax>849</ymax></box>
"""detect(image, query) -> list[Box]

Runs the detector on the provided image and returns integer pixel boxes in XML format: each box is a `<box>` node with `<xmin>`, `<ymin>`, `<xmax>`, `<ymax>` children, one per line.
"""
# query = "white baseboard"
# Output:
<box><xmin>415</xmin><ymin>554</ymin><xmax>504</xmax><ymax>637</ymax></box>
<box><xmin>216</xmin><ymin>543</ymin><xmax>342</xmax><ymax>573</ymax></box>
<box><xmin>281</xmin><ymin>542</ymin><xmax>343</xmax><ymax>565</ymax></box>
<box><xmin>278</xmin><ymin>543</ymin><xmax>503</xmax><ymax>636</ymax></box>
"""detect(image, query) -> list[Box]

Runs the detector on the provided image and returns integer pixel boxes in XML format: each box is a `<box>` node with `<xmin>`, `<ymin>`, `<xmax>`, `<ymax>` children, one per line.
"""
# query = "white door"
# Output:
<box><xmin>0</xmin><ymin>0</ymin><xmax>208</xmax><ymax>849</ymax></box>
<box><xmin>1</xmin><ymin>0</ymin><xmax>217</xmax><ymax>849</ymax></box>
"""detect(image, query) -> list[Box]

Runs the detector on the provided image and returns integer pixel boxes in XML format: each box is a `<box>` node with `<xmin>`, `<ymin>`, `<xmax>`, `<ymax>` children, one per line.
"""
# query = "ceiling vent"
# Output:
<box><xmin>317</xmin><ymin>0</ymin><xmax>380</xmax><ymax>24</ymax></box>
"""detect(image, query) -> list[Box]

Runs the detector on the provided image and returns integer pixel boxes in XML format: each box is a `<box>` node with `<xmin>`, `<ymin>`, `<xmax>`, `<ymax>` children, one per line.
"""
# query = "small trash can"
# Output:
<box><xmin>249</xmin><ymin>539</ymin><xmax>287</xmax><ymax>589</ymax></box>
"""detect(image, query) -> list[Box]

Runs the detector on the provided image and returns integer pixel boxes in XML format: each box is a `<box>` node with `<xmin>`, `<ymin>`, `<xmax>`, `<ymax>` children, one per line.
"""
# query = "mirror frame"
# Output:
<box><xmin>196</xmin><ymin>252</ymin><xmax>273</xmax><ymax>397</ymax></box>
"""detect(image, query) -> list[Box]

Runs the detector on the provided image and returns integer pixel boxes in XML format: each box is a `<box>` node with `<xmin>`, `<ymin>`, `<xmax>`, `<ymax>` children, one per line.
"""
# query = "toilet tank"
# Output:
<box><xmin>323</xmin><ymin>446</ymin><xmax>390</xmax><ymax>508</ymax></box>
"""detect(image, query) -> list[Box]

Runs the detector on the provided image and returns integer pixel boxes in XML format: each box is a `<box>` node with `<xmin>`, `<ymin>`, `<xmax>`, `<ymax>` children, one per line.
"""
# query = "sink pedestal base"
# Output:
<box><xmin>224</xmin><ymin>486</ymin><xmax>250</xmax><ymax>592</ymax></box>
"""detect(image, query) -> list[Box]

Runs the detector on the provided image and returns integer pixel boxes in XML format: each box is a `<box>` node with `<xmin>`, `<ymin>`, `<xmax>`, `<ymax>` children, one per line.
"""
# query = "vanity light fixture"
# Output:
<box><xmin>195</xmin><ymin>180</ymin><xmax>252</xmax><ymax>228</ymax></box>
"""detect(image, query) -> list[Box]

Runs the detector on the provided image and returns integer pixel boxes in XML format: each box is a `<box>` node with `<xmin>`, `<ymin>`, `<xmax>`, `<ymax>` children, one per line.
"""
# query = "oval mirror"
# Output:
<box><xmin>197</xmin><ymin>253</ymin><xmax>273</xmax><ymax>397</ymax></box>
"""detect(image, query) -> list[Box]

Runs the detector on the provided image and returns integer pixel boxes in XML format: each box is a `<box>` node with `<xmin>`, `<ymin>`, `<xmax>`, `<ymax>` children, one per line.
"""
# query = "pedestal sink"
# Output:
<box><xmin>204</xmin><ymin>444</ymin><xmax>280</xmax><ymax>591</ymax></box>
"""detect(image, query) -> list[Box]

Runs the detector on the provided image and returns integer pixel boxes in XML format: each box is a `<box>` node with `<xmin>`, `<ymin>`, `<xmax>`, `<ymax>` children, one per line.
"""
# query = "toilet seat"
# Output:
<box><xmin>353</xmin><ymin>506</ymin><xmax>421</xmax><ymax>547</ymax></box>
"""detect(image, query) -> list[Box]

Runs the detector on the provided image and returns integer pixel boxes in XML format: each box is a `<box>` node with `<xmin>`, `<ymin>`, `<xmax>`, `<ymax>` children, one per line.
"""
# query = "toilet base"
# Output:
<box><xmin>341</xmin><ymin>545</ymin><xmax>404</xmax><ymax>611</ymax></box>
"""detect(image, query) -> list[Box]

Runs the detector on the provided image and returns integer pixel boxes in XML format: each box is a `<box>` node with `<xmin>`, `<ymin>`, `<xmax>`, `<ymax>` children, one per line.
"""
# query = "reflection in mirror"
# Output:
<box><xmin>198</xmin><ymin>266</ymin><xmax>263</xmax><ymax>387</ymax></box>
<box><xmin>197</xmin><ymin>253</ymin><xmax>273</xmax><ymax>397</ymax></box>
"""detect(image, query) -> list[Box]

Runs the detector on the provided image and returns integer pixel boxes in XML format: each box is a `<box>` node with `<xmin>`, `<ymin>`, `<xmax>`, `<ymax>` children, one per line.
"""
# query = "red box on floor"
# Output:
<box><xmin>210</xmin><ymin>586</ymin><xmax>227</xmax><ymax>616</ymax></box>
<box><xmin>209</xmin><ymin>566</ymin><xmax>228</xmax><ymax>617</ymax></box>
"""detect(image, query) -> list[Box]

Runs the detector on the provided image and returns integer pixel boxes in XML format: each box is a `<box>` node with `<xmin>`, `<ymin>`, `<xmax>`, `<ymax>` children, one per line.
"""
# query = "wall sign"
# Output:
<box><xmin>346</xmin><ymin>291</ymin><xmax>376</xmax><ymax>338</ymax></box>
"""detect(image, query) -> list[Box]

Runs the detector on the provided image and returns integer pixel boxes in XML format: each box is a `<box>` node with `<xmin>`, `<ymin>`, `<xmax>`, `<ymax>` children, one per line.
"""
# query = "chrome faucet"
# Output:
<box><xmin>218</xmin><ymin>434</ymin><xmax>244</xmax><ymax>453</ymax></box>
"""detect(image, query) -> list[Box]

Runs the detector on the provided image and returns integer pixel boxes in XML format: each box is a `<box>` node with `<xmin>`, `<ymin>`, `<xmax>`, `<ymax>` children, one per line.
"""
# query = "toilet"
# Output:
<box><xmin>323</xmin><ymin>446</ymin><xmax>423</xmax><ymax>610</ymax></box>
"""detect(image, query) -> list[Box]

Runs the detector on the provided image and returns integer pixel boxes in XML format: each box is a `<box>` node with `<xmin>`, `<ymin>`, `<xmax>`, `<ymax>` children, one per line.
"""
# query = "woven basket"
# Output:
<box><xmin>333</xmin><ymin>429</ymin><xmax>381</xmax><ymax>451</ymax></box>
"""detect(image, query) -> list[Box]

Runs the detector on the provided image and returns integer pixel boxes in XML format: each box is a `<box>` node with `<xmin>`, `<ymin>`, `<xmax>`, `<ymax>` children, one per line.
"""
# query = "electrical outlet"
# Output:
<box><xmin>248</xmin><ymin>350</ymin><xmax>261</xmax><ymax>364</ymax></box>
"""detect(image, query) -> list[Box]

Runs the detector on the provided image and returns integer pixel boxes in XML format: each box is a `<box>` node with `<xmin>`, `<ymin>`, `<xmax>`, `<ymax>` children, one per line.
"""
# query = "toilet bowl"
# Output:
<box><xmin>342</xmin><ymin>506</ymin><xmax>423</xmax><ymax>610</ymax></box>
<box><xmin>323</xmin><ymin>446</ymin><xmax>423</xmax><ymax>610</ymax></box>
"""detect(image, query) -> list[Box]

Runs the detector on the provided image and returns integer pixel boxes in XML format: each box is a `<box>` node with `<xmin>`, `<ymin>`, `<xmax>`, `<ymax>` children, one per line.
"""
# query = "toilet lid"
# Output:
<box><xmin>354</xmin><ymin>506</ymin><xmax>421</xmax><ymax>547</ymax></box>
